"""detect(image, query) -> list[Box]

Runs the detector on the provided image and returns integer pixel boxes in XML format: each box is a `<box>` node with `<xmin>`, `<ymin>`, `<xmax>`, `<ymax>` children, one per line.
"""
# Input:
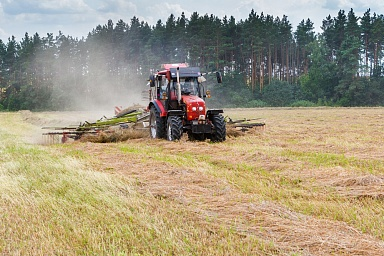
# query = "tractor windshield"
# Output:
<box><xmin>180</xmin><ymin>77</ymin><xmax>198</xmax><ymax>95</ymax></box>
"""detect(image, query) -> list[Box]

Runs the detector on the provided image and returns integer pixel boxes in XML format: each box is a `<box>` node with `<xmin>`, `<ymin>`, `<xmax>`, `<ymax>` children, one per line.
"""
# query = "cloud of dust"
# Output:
<box><xmin>18</xmin><ymin>34</ymin><xmax>155</xmax><ymax>145</ymax></box>
<box><xmin>38</xmin><ymin>36</ymin><xmax>150</xmax><ymax>115</ymax></box>
<box><xmin>68</xmin><ymin>72</ymin><xmax>148</xmax><ymax>114</ymax></box>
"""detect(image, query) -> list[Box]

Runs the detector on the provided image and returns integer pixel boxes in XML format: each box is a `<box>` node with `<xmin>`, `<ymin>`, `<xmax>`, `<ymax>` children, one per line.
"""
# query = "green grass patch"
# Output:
<box><xmin>281</xmin><ymin>149</ymin><xmax>384</xmax><ymax>173</ymax></box>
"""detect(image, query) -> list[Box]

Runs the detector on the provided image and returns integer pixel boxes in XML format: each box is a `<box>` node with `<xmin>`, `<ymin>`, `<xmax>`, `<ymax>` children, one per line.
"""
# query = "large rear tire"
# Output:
<box><xmin>167</xmin><ymin>116</ymin><xmax>183</xmax><ymax>141</ymax></box>
<box><xmin>211</xmin><ymin>114</ymin><xmax>226</xmax><ymax>142</ymax></box>
<box><xmin>149</xmin><ymin>105</ymin><xmax>166</xmax><ymax>139</ymax></box>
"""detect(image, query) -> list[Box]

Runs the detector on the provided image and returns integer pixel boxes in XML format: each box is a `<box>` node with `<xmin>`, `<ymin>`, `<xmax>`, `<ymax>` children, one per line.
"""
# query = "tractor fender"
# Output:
<box><xmin>149</xmin><ymin>100</ymin><xmax>167</xmax><ymax>117</ymax></box>
<box><xmin>167</xmin><ymin>110</ymin><xmax>184</xmax><ymax>116</ymax></box>
<box><xmin>206</xmin><ymin>109</ymin><xmax>224</xmax><ymax>117</ymax></box>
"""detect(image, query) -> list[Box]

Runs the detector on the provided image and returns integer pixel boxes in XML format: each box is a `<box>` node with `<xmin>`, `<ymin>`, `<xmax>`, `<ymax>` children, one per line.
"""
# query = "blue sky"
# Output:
<box><xmin>1</xmin><ymin>0</ymin><xmax>383</xmax><ymax>41</ymax></box>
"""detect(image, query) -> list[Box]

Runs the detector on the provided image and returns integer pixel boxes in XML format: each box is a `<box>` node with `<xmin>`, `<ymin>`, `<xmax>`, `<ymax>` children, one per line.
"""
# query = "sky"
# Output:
<box><xmin>1</xmin><ymin>0</ymin><xmax>384</xmax><ymax>42</ymax></box>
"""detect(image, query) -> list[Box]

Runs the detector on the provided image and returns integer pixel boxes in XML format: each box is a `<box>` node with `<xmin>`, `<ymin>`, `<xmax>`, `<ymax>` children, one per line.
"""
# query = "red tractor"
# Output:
<box><xmin>148</xmin><ymin>63</ymin><xmax>226</xmax><ymax>142</ymax></box>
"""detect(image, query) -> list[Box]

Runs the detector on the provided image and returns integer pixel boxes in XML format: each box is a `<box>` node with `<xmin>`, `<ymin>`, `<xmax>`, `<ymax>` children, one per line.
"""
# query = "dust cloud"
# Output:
<box><xmin>68</xmin><ymin>74</ymin><xmax>148</xmax><ymax>113</ymax></box>
<box><xmin>23</xmin><ymin>38</ymin><xmax>155</xmax><ymax>144</ymax></box>
<box><xmin>35</xmin><ymin>38</ymin><xmax>150</xmax><ymax>114</ymax></box>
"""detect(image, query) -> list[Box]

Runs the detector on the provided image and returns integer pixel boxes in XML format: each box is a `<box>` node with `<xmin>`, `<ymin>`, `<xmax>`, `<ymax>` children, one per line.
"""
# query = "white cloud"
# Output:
<box><xmin>96</xmin><ymin>0</ymin><xmax>136</xmax><ymax>13</ymax></box>
<box><xmin>0</xmin><ymin>27</ymin><xmax>7</xmax><ymax>41</ymax></box>
<box><xmin>146</xmin><ymin>3</ymin><xmax>189</xmax><ymax>23</ymax></box>
<box><xmin>1</xmin><ymin>0</ymin><xmax>90</xmax><ymax>14</ymax></box>
<box><xmin>40</xmin><ymin>0</ymin><xmax>89</xmax><ymax>13</ymax></box>
<box><xmin>323</xmin><ymin>0</ymin><xmax>382</xmax><ymax>12</ymax></box>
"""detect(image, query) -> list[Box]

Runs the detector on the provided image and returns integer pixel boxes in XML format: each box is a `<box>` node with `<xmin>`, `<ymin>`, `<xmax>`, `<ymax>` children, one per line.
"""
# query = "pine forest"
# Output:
<box><xmin>1</xmin><ymin>8</ymin><xmax>384</xmax><ymax>110</ymax></box>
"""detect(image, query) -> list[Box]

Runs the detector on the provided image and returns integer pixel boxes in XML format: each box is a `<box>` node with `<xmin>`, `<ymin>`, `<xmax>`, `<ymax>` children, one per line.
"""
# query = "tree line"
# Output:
<box><xmin>0</xmin><ymin>8</ymin><xmax>384</xmax><ymax>111</ymax></box>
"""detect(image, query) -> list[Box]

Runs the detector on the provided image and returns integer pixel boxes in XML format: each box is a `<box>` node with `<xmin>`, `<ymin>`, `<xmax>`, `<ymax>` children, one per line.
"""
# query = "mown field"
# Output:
<box><xmin>1</xmin><ymin>108</ymin><xmax>384</xmax><ymax>255</ymax></box>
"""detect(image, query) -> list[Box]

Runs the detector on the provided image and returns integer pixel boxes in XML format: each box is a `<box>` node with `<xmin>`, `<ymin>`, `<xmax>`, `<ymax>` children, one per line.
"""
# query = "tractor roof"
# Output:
<box><xmin>169</xmin><ymin>67</ymin><xmax>201</xmax><ymax>78</ymax></box>
<box><xmin>161</xmin><ymin>63</ymin><xmax>188</xmax><ymax>69</ymax></box>
<box><xmin>156</xmin><ymin>63</ymin><xmax>201</xmax><ymax>78</ymax></box>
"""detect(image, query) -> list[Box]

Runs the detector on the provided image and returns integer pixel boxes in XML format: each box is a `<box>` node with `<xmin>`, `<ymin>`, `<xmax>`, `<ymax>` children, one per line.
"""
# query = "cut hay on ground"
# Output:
<box><xmin>7</xmin><ymin>107</ymin><xmax>384</xmax><ymax>255</ymax></box>
<box><xmin>79</xmin><ymin>129</ymin><xmax>149</xmax><ymax>143</ymax></box>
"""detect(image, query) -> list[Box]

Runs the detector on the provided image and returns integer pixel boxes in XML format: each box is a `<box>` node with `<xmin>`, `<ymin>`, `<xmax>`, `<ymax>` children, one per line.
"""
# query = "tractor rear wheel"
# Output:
<box><xmin>167</xmin><ymin>116</ymin><xmax>183</xmax><ymax>141</ymax></box>
<box><xmin>149</xmin><ymin>106</ymin><xmax>166</xmax><ymax>139</ymax></box>
<box><xmin>211</xmin><ymin>114</ymin><xmax>226</xmax><ymax>142</ymax></box>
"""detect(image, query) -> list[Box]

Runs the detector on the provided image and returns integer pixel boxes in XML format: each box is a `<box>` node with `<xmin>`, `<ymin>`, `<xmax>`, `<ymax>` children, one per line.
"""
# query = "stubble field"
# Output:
<box><xmin>1</xmin><ymin>107</ymin><xmax>384</xmax><ymax>255</ymax></box>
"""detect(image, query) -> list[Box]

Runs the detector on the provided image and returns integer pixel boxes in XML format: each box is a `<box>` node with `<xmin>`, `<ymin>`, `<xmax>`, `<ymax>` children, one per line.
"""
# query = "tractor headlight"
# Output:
<box><xmin>198</xmin><ymin>106</ymin><xmax>204</xmax><ymax>112</ymax></box>
<box><xmin>192</xmin><ymin>107</ymin><xmax>197</xmax><ymax>111</ymax></box>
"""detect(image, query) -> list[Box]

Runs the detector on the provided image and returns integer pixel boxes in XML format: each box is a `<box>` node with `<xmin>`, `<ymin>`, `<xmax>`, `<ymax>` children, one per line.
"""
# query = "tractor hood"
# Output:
<box><xmin>182</xmin><ymin>95</ymin><xmax>206</xmax><ymax>121</ymax></box>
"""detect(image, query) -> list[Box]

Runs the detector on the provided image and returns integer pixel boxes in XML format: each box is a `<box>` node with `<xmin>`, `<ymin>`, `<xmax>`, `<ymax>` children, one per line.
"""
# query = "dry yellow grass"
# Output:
<box><xmin>2</xmin><ymin>107</ymin><xmax>384</xmax><ymax>255</ymax></box>
<box><xmin>79</xmin><ymin>128</ymin><xmax>149</xmax><ymax>143</ymax></box>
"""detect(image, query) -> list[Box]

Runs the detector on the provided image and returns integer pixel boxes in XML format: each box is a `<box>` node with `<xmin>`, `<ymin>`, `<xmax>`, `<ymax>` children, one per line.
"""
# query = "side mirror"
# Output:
<box><xmin>149</xmin><ymin>75</ymin><xmax>155</xmax><ymax>87</ymax></box>
<box><xmin>216</xmin><ymin>71</ymin><xmax>222</xmax><ymax>83</ymax></box>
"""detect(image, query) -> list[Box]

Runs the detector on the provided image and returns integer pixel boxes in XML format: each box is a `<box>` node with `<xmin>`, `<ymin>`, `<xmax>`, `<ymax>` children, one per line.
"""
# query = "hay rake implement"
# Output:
<box><xmin>226</xmin><ymin>117</ymin><xmax>266</xmax><ymax>132</ymax></box>
<box><xmin>42</xmin><ymin>109</ymin><xmax>149</xmax><ymax>144</ymax></box>
<box><xmin>41</xmin><ymin>107</ymin><xmax>265</xmax><ymax>144</ymax></box>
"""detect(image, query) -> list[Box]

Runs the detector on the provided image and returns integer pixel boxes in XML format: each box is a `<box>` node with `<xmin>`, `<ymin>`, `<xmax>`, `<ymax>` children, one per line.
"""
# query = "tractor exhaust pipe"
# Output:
<box><xmin>176</xmin><ymin>67</ymin><xmax>181</xmax><ymax>104</ymax></box>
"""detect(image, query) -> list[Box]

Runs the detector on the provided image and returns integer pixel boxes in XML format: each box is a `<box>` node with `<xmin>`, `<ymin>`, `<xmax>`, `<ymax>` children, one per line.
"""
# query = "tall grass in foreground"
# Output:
<box><xmin>0</xmin><ymin>113</ymin><xmax>271</xmax><ymax>255</ymax></box>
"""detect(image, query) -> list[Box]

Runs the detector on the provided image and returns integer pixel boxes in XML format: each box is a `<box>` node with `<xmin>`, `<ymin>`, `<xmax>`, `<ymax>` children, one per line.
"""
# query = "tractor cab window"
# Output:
<box><xmin>160</xmin><ymin>76</ymin><xmax>168</xmax><ymax>94</ymax></box>
<box><xmin>180</xmin><ymin>77</ymin><xmax>198</xmax><ymax>95</ymax></box>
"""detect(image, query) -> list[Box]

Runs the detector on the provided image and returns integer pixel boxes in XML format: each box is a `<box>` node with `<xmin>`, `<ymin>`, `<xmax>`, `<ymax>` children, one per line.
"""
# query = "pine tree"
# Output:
<box><xmin>295</xmin><ymin>18</ymin><xmax>315</xmax><ymax>75</ymax></box>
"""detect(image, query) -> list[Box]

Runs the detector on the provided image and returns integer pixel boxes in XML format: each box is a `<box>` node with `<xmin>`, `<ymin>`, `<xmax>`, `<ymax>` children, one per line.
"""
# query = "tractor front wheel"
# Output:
<box><xmin>167</xmin><ymin>116</ymin><xmax>183</xmax><ymax>141</ymax></box>
<box><xmin>211</xmin><ymin>114</ymin><xmax>226</xmax><ymax>142</ymax></box>
<box><xmin>149</xmin><ymin>106</ymin><xmax>166</xmax><ymax>139</ymax></box>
